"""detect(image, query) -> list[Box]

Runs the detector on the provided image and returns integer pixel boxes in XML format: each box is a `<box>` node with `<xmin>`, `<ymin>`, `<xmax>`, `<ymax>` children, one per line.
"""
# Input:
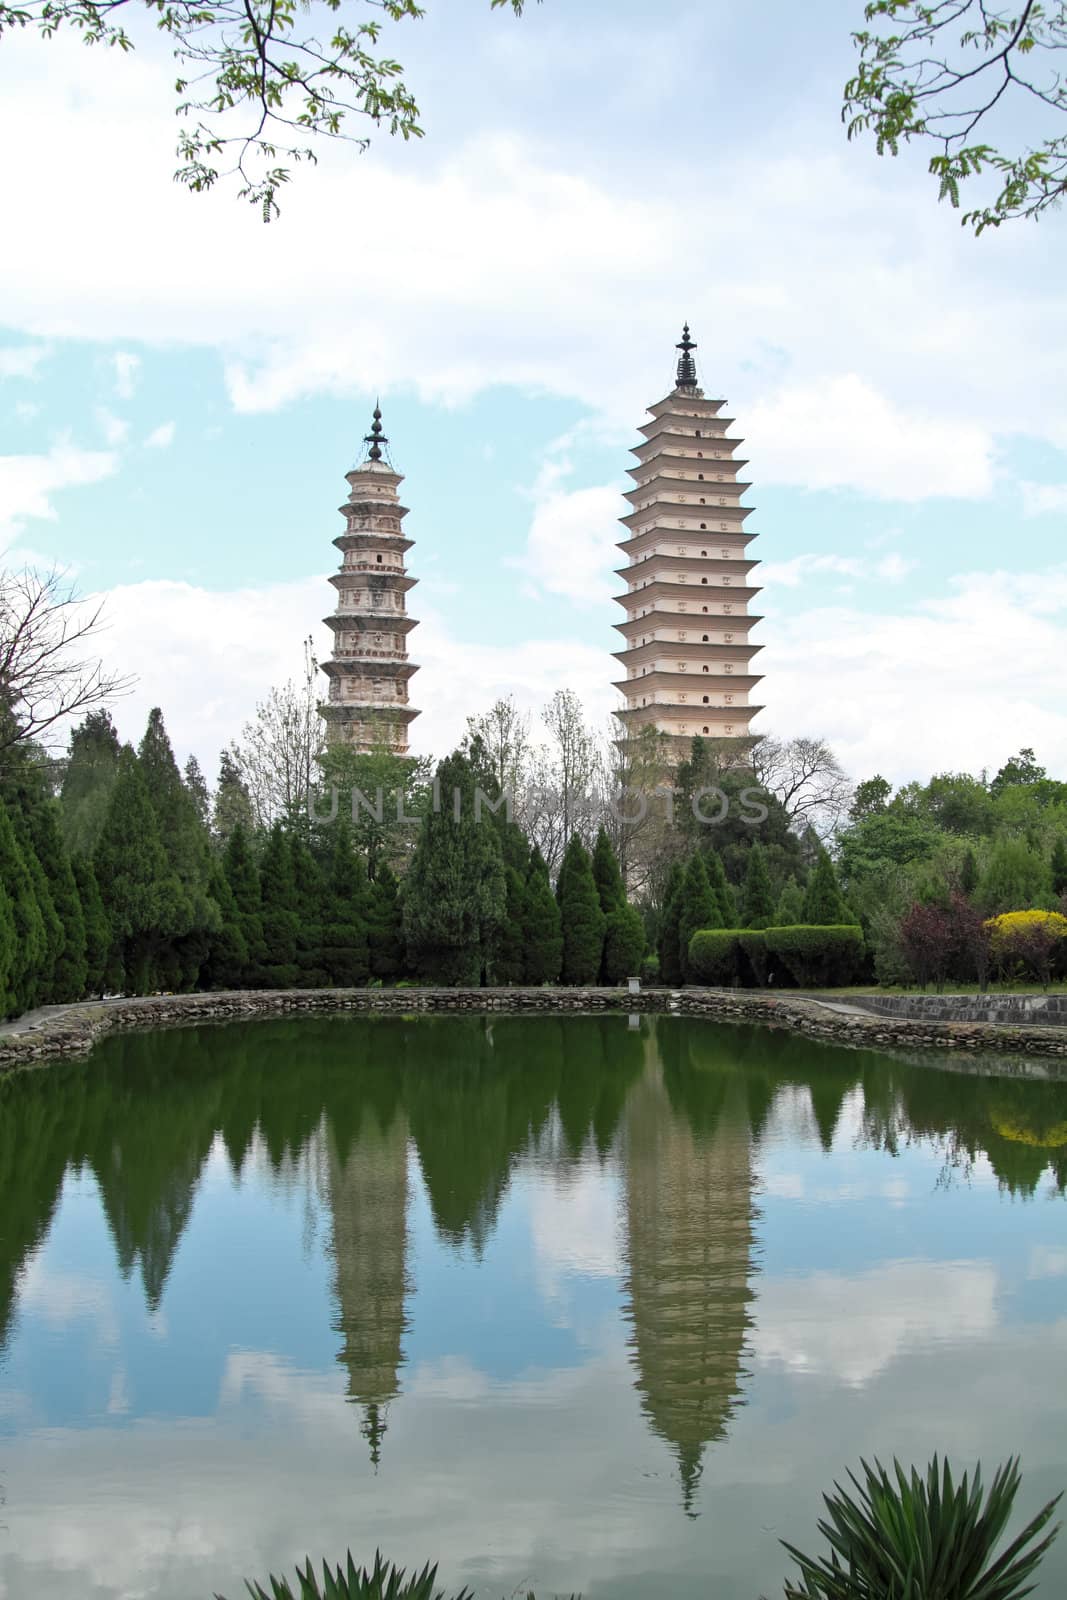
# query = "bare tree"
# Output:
<box><xmin>515</xmin><ymin>689</ymin><xmax>605</xmax><ymax>876</ymax></box>
<box><xmin>0</xmin><ymin>563</ymin><xmax>133</xmax><ymax>755</ymax></box>
<box><xmin>465</xmin><ymin>695</ymin><xmax>531</xmax><ymax>795</ymax></box>
<box><xmin>230</xmin><ymin>638</ymin><xmax>326</xmax><ymax>828</ymax></box>
<box><xmin>752</xmin><ymin>736</ymin><xmax>853</xmax><ymax>838</ymax></box>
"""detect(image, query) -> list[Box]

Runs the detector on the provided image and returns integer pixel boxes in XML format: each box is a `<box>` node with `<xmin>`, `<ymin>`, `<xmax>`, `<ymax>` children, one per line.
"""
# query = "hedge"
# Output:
<box><xmin>686</xmin><ymin>924</ymin><xmax>865</xmax><ymax>989</ymax></box>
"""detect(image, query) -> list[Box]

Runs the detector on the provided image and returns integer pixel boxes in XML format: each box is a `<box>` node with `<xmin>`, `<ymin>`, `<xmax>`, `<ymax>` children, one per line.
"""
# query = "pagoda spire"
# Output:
<box><xmin>675</xmin><ymin>323</ymin><xmax>698</xmax><ymax>391</ymax></box>
<box><xmin>363</xmin><ymin>402</ymin><xmax>387</xmax><ymax>462</ymax></box>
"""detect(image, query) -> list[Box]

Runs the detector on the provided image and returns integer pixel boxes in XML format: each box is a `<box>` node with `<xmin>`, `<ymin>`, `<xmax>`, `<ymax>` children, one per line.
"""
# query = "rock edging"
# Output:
<box><xmin>2</xmin><ymin>985</ymin><xmax>1067</xmax><ymax>1074</ymax></box>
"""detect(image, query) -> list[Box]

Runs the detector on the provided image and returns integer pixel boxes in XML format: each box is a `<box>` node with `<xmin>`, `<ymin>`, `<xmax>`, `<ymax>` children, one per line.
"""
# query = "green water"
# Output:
<box><xmin>1</xmin><ymin>1014</ymin><xmax>1066</xmax><ymax>1600</ymax></box>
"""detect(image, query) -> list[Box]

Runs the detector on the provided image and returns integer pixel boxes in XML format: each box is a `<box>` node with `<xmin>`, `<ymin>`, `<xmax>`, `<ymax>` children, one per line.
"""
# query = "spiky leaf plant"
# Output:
<box><xmin>219</xmin><ymin>1550</ymin><xmax>475</xmax><ymax>1600</ymax></box>
<box><xmin>781</xmin><ymin>1456</ymin><xmax>1061</xmax><ymax>1600</ymax></box>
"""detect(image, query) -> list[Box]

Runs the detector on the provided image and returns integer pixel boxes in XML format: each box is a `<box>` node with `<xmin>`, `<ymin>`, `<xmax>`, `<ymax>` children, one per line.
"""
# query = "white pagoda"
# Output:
<box><xmin>613</xmin><ymin>328</ymin><xmax>763</xmax><ymax>754</ymax></box>
<box><xmin>319</xmin><ymin>407</ymin><xmax>420</xmax><ymax>753</ymax></box>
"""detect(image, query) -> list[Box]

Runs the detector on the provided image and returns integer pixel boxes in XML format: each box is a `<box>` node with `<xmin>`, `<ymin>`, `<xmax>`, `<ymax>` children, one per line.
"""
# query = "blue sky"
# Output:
<box><xmin>2</xmin><ymin>0</ymin><xmax>1066</xmax><ymax>781</ymax></box>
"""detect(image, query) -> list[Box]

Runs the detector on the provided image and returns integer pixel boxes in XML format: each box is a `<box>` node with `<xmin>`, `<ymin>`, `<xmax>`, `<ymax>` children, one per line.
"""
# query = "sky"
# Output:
<box><xmin>2</xmin><ymin>0</ymin><xmax>1066</xmax><ymax>786</ymax></box>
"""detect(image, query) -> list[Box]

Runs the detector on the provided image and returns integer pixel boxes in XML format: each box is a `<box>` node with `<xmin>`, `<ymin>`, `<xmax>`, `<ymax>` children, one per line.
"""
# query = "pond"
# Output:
<box><xmin>1</xmin><ymin>1014</ymin><xmax>1066</xmax><ymax>1600</ymax></box>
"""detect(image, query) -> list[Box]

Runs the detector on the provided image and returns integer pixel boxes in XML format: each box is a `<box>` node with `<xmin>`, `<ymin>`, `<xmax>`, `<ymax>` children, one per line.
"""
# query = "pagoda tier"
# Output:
<box><xmin>318</xmin><ymin>406</ymin><xmax>421</xmax><ymax>755</ymax></box>
<box><xmin>613</xmin><ymin>327</ymin><xmax>763</xmax><ymax>754</ymax></box>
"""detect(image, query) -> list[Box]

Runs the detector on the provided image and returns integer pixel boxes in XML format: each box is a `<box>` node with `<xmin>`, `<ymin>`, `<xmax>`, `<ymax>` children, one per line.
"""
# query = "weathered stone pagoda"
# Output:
<box><xmin>319</xmin><ymin>407</ymin><xmax>420</xmax><ymax>753</ymax></box>
<box><xmin>613</xmin><ymin>327</ymin><xmax>763</xmax><ymax>753</ymax></box>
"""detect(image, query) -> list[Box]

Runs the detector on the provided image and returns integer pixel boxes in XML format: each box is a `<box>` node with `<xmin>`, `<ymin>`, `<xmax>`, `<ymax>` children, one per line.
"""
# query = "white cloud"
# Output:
<box><xmin>509</xmin><ymin>484</ymin><xmax>622</xmax><ymax>607</ymax></box>
<box><xmin>1021</xmin><ymin>482</ymin><xmax>1067</xmax><ymax>516</ymax></box>
<box><xmin>760</xmin><ymin>553</ymin><xmax>865</xmax><ymax>588</ymax></box>
<box><xmin>145</xmin><ymin>420</ymin><xmax>176</xmax><ymax>449</ymax></box>
<box><xmin>96</xmin><ymin>406</ymin><xmax>130</xmax><ymax>446</ymax></box>
<box><xmin>0</xmin><ymin>342</ymin><xmax>49</xmax><ymax>379</ymax></box>
<box><xmin>111</xmin><ymin>350</ymin><xmax>141</xmax><ymax>400</ymax></box>
<box><xmin>1028</xmin><ymin>1245</ymin><xmax>1067</xmax><ymax>1279</ymax></box>
<box><xmin>0</xmin><ymin>439</ymin><xmax>119</xmax><ymax>539</ymax></box>
<box><xmin>15</xmin><ymin>399</ymin><xmax>41</xmax><ymax>421</ymax></box>
<box><xmin>876</xmin><ymin>552</ymin><xmax>917</xmax><ymax>582</ymax></box>
<box><xmin>752</xmin><ymin>1260</ymin><xmax>998</xmax><ymax>1386</ymax></box>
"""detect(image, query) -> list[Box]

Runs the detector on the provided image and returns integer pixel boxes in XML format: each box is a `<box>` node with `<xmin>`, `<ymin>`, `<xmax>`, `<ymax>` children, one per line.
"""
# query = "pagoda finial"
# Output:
<box><xmin>363</xmin><ymin>401</ymin><xmax>387</xmax><ymax>462</ymax></box>
<box><xmin>675</xmin><ymin>323</ymin><xmax>698</xmax><ymax>390</ymax></box>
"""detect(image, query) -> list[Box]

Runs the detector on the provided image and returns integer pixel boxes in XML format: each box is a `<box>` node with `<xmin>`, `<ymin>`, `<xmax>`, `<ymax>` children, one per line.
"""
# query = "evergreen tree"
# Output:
<box><xmin>184</xmin><ymin>755</ymin><xmax>211</xmax><ymax>830</ymax></box>
<box><xmin>774</xmin><ymin>875</ymin><xmax>805</xmax><ymax>926</ymax></box>
<box><xmin>978</xmin><ymin>836</ymin><xmax>1051</xmax><ymax>913</ymax></box>
<box><xmin>289</xmin><ymin>832</ymin><xmax>327</xmax><ymax>986</ymax></box>
<box><xmin>366</xmin><ymin>861</ymin><xmax>404</xmax><ymax>981</ymax></box>
<box><xmin>6</xmin><ymin>771</ymin><xmax>64</xmax><ymax>1003</ymax></box>
<box><xmin>200</xmin><ymin>861</ymin><xmax>249</xmax><ymax>989</ymax></box>
<box><xmin>556</xmin><ymin>833</ymin><xmax>605</xmax><ymax>986</ymax></box>
<box><xmin>802</xmin><ymin>847</ymin><xmax>851</xmax><ymax>925</ymax></box>
<box><xmin>741</xmin><ymin>840</ymin><xmax>776</xmax><ymax>929</ymax></box>
<box><xmin>72</xmin><ymin>855</ymin><xmax>109</xmax><ymax>996</ymax></box>
<box><xmin>591</xmin><ymin>826</ymin><xmax>626</xmax><ymax>914</ymax></box>
<box><xmin>258</xmin><ymin>822</ymin><xmax>300</xmax><ymax>986</ymax></box>
<box><xmin>223</xmin><ymin>824</ymin><xmax>265</xmax><ymax>981</ymax></box>
<box><xmin>678</xmin><ymin>851</ymin><xmax>721</xmax><ymax>980</ymax></box>
<box><xmin>0</xmin><ymin>875</ymin><xmax>16</xmax><ymax>1018</ymax></box>
<box><xmin>94</xmin><ymin>749</ymin><xmax>180</xmax><ymax>994</ymax></box>
<box><xmin>602</xmin><ymin>904</ymin><xmax>645</xmax><ymax>985</ymax></box>
<box><xmin>1051</xmin><ymin>837</ymin><xmax>1067</xmax><ymax>898</ymax></box>
<box><xmin>704</xmin><ymin>846</ymin><xmax>738</xmax><ymax>927</ymax></box>
<box><xmin>522</xmin><ymin>846</ymin><xmax>562</xmax><ymax>985</ymax></box>
<box><xmin>59</xmin><ymin>709</ymin><xmax>122</xmax><ymax>855</ymax></box>
<box><xmin>657</xmin><ymin>860</ymin><xmax>686</xmax><ymax>986</ymax></box>
<box><xmin>28</xmin><ymin>797</ymin><xmax>87</xmax><ymax>1001</ymax></box>
<box><xmin>0</xmin><ymin>802</ymin><xmax>41</xmax><ymax>1014</ymax></box>
<box><xmin>960</xmin><ymin>846</ymin><xmax>980</xmax><ymax>898</ymax></box>
<box><xmin>403</xmin><ymin>749</ymin><xmax>506</xmax><ymax>986</ymax></box>
<box><xmin>320</xmin><ymin>824</ymin><xmax>370</xmax><ymax>987</ymax></box>
<box><xmin>213</xmin><ymin>748</ymin><xmax>255</xmax><ymax>846</ymax></box>
<box><xmin>495</xmin><ymin>865</ymin><xmax>529</xmax><ymax>985</ymax></box>
<box><xmin>138</xmin><ymin>708</ymin><xmax>216</xmax><ymax>989</ymax></box>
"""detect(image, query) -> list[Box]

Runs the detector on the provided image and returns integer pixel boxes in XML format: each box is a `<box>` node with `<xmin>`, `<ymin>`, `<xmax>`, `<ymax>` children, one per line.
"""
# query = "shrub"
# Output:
<box><xmin>781</xmin><ymin>1455</ymin><xmax>1061</xmax><ymax>1600</ymax></box>
<box><xmin>764</xmin><ymin>924</ymin><xmax>864</xmax><ymax>988</ymax></box>
<box><xmin>639</xmin><ymin>951</ymin><xmax>659</xmax><ymax>985</ymax></box>
<box><xmin>986</xmin><ymin>909</ymin><xmax>1067</xmax><ymax>989</ymax></box>
<box><xmin>602</xmin><ymin>905</ymin><xmax>645</xmax><ymax>985</ymax></box>
<box><xmin>687</xmin><ymin>928</ymin><xmax>741</xmax><ymax>986</ymax></box>
<box><xmin>221</xmin><ymin>1551</ymin><xmax>475</xmax><ymax>1600</ymax></box>
<box><xmin>737</xmin><ymin>929</ymin><xmax>769</xmax><ymax>986</ymax></box>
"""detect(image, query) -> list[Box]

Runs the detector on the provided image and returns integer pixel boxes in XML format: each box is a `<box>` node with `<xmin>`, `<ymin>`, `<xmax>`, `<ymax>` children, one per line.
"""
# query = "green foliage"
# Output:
<box><xmin>495</xmin><ymin>865</ymin><xmax>529</xmax><ymax>985</ymax></box>
<box><xmin>1051</xmin><ymin>836</ymin><xmax>1067</xmax><ymax>897</ymax></box>
<box><xmin>139</xmin><ymin>707</ymin><xmax>217</xmax><ymax>989</ymax></box>
<box><xmin>289</xmin><ymin>833</ymin><xmax>328</xmax><ymax>986</ymax></box>
<box><xmin>71</xmin><ymin>854</ymin><xmax>108</xmax><ymax>995</ymax></box>
<box><xmin>978</xmin><ymin>836</ymin><xmax>1051</xmax><ymax>914</ymax></box>
<box><xmin>678</xmin><ymin>851</ymin><xmax>721</xmax><ymax>981</ymax></box>
<box><xmin>93</xmin><ymin>749</ymin><xmax>181</xmax><ymax>995</ymax></box>
<box><xmin>775</xmin><ymin>875</ymin><xmax>805</xmax><ymax>926</ymax></box>
<box><xmin>686</xmin><ymin>928</ymin><xmax>740</xmax><ymax>986</ymax></box>
<box><xmin>992</xmin><ymin>747</ymin><xmax>1047</xmax><ymax>795</ymax></box>
<box><xmin>221</xmin><ymin>1549</ymin><xmax>475</xmax><ymax>1600</ymax></box>
<box><xmin>657</xmin><ymin>860</ymin><xmax>685</xmax><ymax>987</ymax></box>
<box><xmin>402</xmin><ymin>749</ymin><xmax>506</xmax><ymax>985</ymax></box>
<box><xmin>781</xmin><ymin>1455</ymin><xmax>1061</xmax><ymax>1600</ymax></box>
<box><xmin>258</xmin><ymin>822</ymin><xmax>301</xmax><ymax>987</ymax></box>
<box><xmin>224</xmin><ymin>823</ymin><xmax>266</xmax><ymax>980</ymax></box>
<box><xmin>317</xmin><ymin>743</ymin><xmax>430</xmax><ymax>880</ymax></box>
<box><xmin>0</xmin><ymin>857</ymin><xmax>17</xmax><ymax>1017</ymax></box>
<box><xmin>601</xmin><ymin>904</ymin><xmax>645</xmax><ymax>985</ymax></box>
<box><xmin>522</xmin><ymin>847</ymin><xmax>562</xmax><ymax>985</ymax></box>
<box><xmin>201</xmin><ymin>861</ymin><xmax>250</xmax><ymax>990</ymax></box>
<box><xmin>741</xmin><ymin>840</ymin><xmax>775</xmax><ymax>928</ymax></box>
<box><xmin>764</xmin><ymin>925</ymin><xmax>864</xmax><ymax>988</ymax></box>
<box><xmin>591</xmin><ymin>825</ymin><xmax>626</xmax><ymax>915</ymax></box>
<box><xmin>366</xmin><ymin>862</ymin><xmax>404</xmax><ymax>981</ymax></box>
<box><xmin>803</xmin><ymin>849</ymin><xmax>850</xmax><ymax>926</ymax></box>
<box><xmin>556</xmin><ymin>834</ymin><xmax>605</xmax><ymax>986</ymax></box>
<box><xmin>849</xmin><ymin>774</ymin><xmax>892</xmax><ymax>820</ymax></box>
<box><xmin>213</xmin><ymin>749</ymin><xmax>255</xmax><ymax>847</ymax></box>
<box><xmin>737</xmin><ymin>929</ymin><xmax>770</xmax><ymax>986</ymax></box>
<box><xmin>319</xmin><ymin>824</ymin><xmax>370</xmax><ymax>987</ymax></box>
<box><xmin>29</xmin><ymin>796</ymin><xmax>87</xmax><ymax>1001</ymax></box>
<box><xmin>704</xmin><ymin>846</ymin><xmax>738</xmax><ymax>927</ymax></box>
<box><xmin>59</xmin><ymin>709</ymin><xmax>121</xmax><ymax>856</ymax></box>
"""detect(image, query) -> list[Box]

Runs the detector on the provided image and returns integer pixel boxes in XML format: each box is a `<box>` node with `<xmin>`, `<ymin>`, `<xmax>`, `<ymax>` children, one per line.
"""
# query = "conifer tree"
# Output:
<box><xmin>72</xmin><ymin>855</ymin><xmax>109</xmax><ymax>996</ymax></box>
<box><xmin>213</xmin><ymin>749</ymin><xmax>256</xmax><ymax>846</ymax></box>
<box><xmin>223</xmin><ymin>824</ymin><xmax>265</xmax><ymax>982</ymax></box>
<box><xmin>200</xmin><ymin>861</ymin><xmax>249</xmax><ymax>989</ymax></box>
<box><xmin>704</xmin><ymin>846</ymin><xmax>738</xmax><ymax>927</ymax></box>
<box><xmin>6</xmin><ymin>772</ymin><xmax>64</xmax><ymax>1003</ymax></box>
<box><xmin>556</xmin><ymin>833</ymin><xmax>605</xmax><ymax>986</ymax></box>
<box><xmin>320</xmin><ymin>824</ymin><xmax>370</xmax><ymax>987</ymax></box>
<box><xmin>592</xmin><ymin>826</ymin><xmax>626</xmax><ymax>914</ymax></box>
<box><xmin>184</xmin><ymin>755</ymin><xmax>211</xmax><ymax>830</ymax></box>
<box><xmin>522</xmin><ymin>846</ymin><xmax>562</xmax><ymax>985</ymax></box>
<box><xmin>60</xmin><ymin>709</ymin><xmax>122</xmax><ymax>855</ymax></box>
<box><xmin>366</xmin><ymin>861</ymin><xmax>404</xmax><ymax>981</ymax></box>
<box><xmin>1052</xmin><ymin>837</ymin><xmax>1067</xmax><ymax>898</ymax></box>
<box><xmin>774</xmin><ymin>875</ymin><xmax>805</xmax><ymax>926</ymax></box>
<box><xmin>742</xmin><ymin>840</ymin><xmax>775</xmax><ymax>930</ymax></box>
<box><xmin>802</xmin><ymin>847</ymin><xmax>851</xmax><ymax>925</ymax></box>
<box><xmin>139</xmin><ymin>708</ymin><xmax>216</xmax><ymax>988</ymax></box>
<box><xmin>28</xmin><ymin>797</ymin><xmax>87</xmax><ymax>1001</ymax></box>
<box><xmin>602</xmin><ymin>903</ymin><xmax>645</xmax><ymax>985</ymax></box>
<box><xmin>289</xmin><ymin>832</ymin><xmax>327</xmax><ymax>986</ymax></box>
<box><xmin>0</xmin><ymin>801</ymin><xmax>41</xmax><ymax>1014</ymax></box>
<box><xmin>679</xmin><ymin>851</ymin><xmax>721</xmax><ymax>980</ymax></box>
<box><xmin>94</xmin><ymin>749</ymin><xmax>179</xmax><ymax>994</ymax></box>
<box><xmin>258</xmin><ymin>822</ymin><xmax>301</xmax><ymax>986</ymax></box>
<box><xmin>403</xmin><ymin>749</ymin><xmax>506</xmax><ymax>986</ymax></box>
<box><xmin>960</xmin><ymin>846</ymin><xmax>980</xmax><ymax>898</ymax></box>
<box><xmin>496</xmin><ymin>865</ymin><xmax>529</xmax><ymax>985</ymax></box>
<box><xmin>0</xmin><ymin>877</ymin><xmax>16</xmax><ymax>1018</ymax></box>
<box><xmin>657</xmin><ymin>859</ymin><xmax>686</xmax><ymax>986</ymax></box>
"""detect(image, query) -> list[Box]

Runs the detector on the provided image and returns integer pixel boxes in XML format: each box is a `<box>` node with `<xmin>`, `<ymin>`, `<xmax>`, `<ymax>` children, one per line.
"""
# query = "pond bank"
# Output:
<box><xmin>3</xmin><ymin>985</ymin><xmax>1067</xmax><ymax>1073</ymax></box>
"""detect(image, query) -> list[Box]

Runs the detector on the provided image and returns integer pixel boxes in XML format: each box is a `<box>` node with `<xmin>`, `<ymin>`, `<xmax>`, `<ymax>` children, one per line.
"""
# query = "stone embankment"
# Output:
<box><xmin>2</xmin><ymin>985</ymin><xmax>1067</xmax><ymax>1074</ymax></box>
<box><xmin>839</xmin><ymin>992</ymin><xmax>1067</xmax><ymax>1027</ymax></box>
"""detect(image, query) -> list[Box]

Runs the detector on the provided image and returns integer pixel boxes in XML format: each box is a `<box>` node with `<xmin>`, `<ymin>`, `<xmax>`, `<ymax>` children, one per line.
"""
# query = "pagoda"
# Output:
<box><xmin>319</xmin><ymin>406</ymin><xmax>420</xmax><ymax>753</ymax></box>
<box><xmin>613</xmin><ymin>327</ymin><xmax>763</xmax><ymax>754</ymax></box>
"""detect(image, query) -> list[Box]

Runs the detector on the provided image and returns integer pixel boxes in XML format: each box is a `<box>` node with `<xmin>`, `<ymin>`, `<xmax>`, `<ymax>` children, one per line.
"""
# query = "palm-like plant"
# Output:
<box><xmin>219</xmin><ymin>1550</ymin><xmax>475</xmax><ymax>1600</ymax></box>
<box><xmin>781</xmin><ymin>1456</ymin><xmax>1061</xmax><ymax>1600</ymax></box>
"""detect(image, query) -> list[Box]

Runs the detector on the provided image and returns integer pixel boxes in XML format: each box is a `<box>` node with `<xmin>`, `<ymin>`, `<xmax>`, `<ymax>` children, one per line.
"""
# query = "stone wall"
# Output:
<box><xmin>2</xmin><ymin>986</ymin><xmax>1067</xmax><ymax>1076</ymax></box>
<box><xmin>841</xmin><ymin>992</ymin><xmax>1067</xmax><ymax>1027</ymax></box>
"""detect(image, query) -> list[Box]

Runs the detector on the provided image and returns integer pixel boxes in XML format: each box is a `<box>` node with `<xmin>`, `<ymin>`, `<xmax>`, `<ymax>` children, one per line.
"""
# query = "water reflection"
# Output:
<box><xmin>0</xmin><ymin>1014</ymin><xmax>1066</xmax><ymax>1596</ymax></box>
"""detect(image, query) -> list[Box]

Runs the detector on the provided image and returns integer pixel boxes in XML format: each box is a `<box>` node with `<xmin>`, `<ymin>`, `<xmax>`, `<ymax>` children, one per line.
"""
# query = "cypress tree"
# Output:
<box><xmin>138</xmin><ymin>708</ymin><xmax>215</xmax><ymax>988</ymax></box>
<box><xmin>0</xmin><ymin>877</ymin><xmax>16</xmax><ymax>1018</ymax></box>
<box><xmin>29</xmin><ymin>798</ymin><xmax>87</xmax><ymax>1001</ymax></box>
<box><xmin>591</xmin><ymin>826</ymin><xmax>626</xmax><ymax>914</ymax></box>
<box><xmin>496</xmin><ymin>866</ymin><xmax>529</xmax><ymax>985</ymax></box>
<box><xmin>704</xmin><ymin>847</ymin><xmax>738</xmax><ymax>927</ymax></box>
<box><xmin>403</xmin><ymin>749</ymin><xmax>506</xmax><ymax>986</ymax></box>
<box><xmin>802</xmin><ymin>847</ymin><xmax>851</xmax><ymax>925</ymax></box>
<box><xmin>94</xmin><ymin>749</ymin><xmax>178</xmax><ymax>994</ymax></box>
<box><xmin>183</xmin><ymin>755</ymin><xmax>211</xmax><ymax>830</ymax></box>
<box><xmin>289</xmin><ymin>832</ymin><xmax>326</xmax><ymax>986</ymax></box>
<box><xmin>774</xmin><ymin>875</ymin><xmax>805</xmax><ymax>926</ymax></box>
<box><xmin>366</xmin><ymin>862</ymin><xmax>404</xmax><ymax>981</ymax></box>
<box><xmin>6</xmin><ymin>774</ymin><xmax>64</xmax><ymax>1003</ymax></box>
<box><xmin>602</xmin><ymin>905</ymin><xmax>645</xmax><ymax>985</ymax></box>
<box><xmin>223</xmin><ymin>824</ymin><xmax>265</xmax><ymax>982</ymax></box>
<box><xmin>0</xmin><ymin>795</ymin><xmax>48</xmax><ymax>1012</ymax></box>
<box><xmin>200</xmin><ymin>861</ymin><xmax>249</xmax><ymax>989</ymax></box>
<box><xmin>320</xmin><ymin>824</ymin><xmax>370</xmax><ymax>987</ymax></box>
<box><xmin>742</xmin><ymin>840</ymin><xmax>775</xmax><ymax>929</ymax></box>
<box><xmin>522</xmin><ymin>846</ymin><xmax>562</xmax><ymax>985</ymax></box>
<box><xmin>1052</xmin><ymin>837</ymin><xmax>1067</xmax><ymax>898</ymax></box>
<box><xmin>960</xmin><ymin>846</ymin><xmax>980</xmax><ymax>898</ymax></box>
<box><xmin>72</xmin><ymin>855</ymin><xmax>109</xmax><ymax>996</ymax></box>
<box><xmin>59</xmin><ymin>709</ymin><xmax>122</xmax><ymax>855</ymax></box>
<box><xmin>679</xmin><ymin>851</ymin><xmax>721</xmax><ymax>981</ymax></box>
<box><xmin>258</xmin><ymin>822</ymin><xmax>300</xmax><ymax>987</ymax></box>
<box><xmin>657</xmin><ymin>859</ymin><xmax>686</xmax><ymax>986</ymax></box>
<box><xmin>556</xmin><ymin>834</ymin><xmax>605</xmax><ymax>986</ymax></box>
<box><xmin>213</xmin><ymin>749</ymin><xmax>255</xmax><ymax>846</ymax></box>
